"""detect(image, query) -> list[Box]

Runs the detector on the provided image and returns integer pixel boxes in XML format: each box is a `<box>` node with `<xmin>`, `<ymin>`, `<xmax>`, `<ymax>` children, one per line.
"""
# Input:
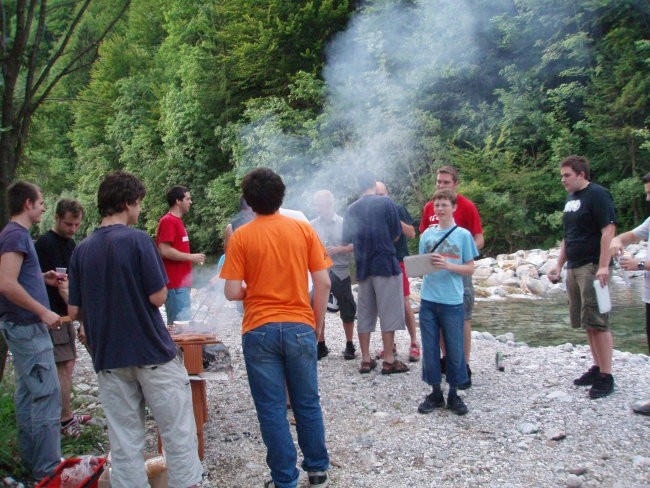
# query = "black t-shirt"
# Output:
<box><xmin>35</xmin><ymin>229</ymin><xmax>75</xmax><ymax>315</ymax></box>
<box><xmin>562</xmin><ymin>183</ymin><xmax>616</xmax><ymax>268</ymax></box>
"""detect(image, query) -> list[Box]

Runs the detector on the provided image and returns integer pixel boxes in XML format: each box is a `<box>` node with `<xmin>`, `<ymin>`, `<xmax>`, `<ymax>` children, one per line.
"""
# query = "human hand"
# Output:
<box><xmin>595</xmin><ymin>266</ymin><xmax>610</xmax><ymax>288</ymax></box>
<box><xmin>40</xmin><ymin>310</ymin><xmax>61</xmax><ymax>329</ymax></box>
<box><xmin>619</xmin><ymin>255</ymin><xmax>638</xmax><ymax>272</ymax></box>
<box><xmin>43</xmin><ymin>270</ymin><xmax>60</xmax><ymax>287</ymax></box>
<box><xmin>76</xmin><ymin>323</ymin><xmax>87</xmax><ymax>346</ymax></box>
<box><xmin>430</xmin><ymin>253</ymin><xmax>448</xmax><ymax>270</ymax></box>
<box><xmin>547</xmin><ymin>268</ymin><xmax>561</xmax><ymax>284</ymax></box>
<box><xmin>192</xmin><ymin>253</ymin><xmax>206</xmax><ymax>265</ymax></box>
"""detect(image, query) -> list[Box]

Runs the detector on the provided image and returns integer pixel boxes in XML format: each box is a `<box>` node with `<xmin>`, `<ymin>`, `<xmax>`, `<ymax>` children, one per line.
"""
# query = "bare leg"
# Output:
<box><xmin>343</xmin><ymin>321</ymin><xmax>355</xmax><ymax>342</ymax></box>
<box><xmin>404</xmin><ymin>297</ymin><xmax>418</xmax><ymax>346</ymax></box>
<box><xmin>588</xmin><ymin>329</ymin><xmax>613</xmax><ymax>374</ymax></box>
<box><xmin>381</xmin><ymin>331</ymin><xmax>396</xmax><ymax>363</ymax></box>
<box><xmin>318</xmin><ymin>321</ymin><xmax>326</xmax><ymax>342</ymax></box>
<box><xmin>58</xmin><ymin>359</ymin><xmax>75</xmax><ymax>422</ymax></box>
<box><xmin>358</xmin><ymin>332</ymin><xmax>371</xmax><ymax>363</ymax></box>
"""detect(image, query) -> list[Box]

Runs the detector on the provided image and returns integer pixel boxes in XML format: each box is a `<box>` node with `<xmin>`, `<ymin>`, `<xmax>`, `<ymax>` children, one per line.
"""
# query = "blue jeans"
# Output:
<box><xmin>419</xmin><ymin>300</ymin><xmax>468</xmax><ymax>387</ymax></box>
<box><xmin>242</xmin><ymin>323</ymin><xmax>329</xmax><ymax>488</ymax></box>
<box><xmin>164</xmin><ymin>287</ymin><xmax>191</xmax><ymax>324</ymax></box>
<box><xmin>0</xmin><ymin>321</ymin><xmax>61</xmax><ymax>478</ymax></box>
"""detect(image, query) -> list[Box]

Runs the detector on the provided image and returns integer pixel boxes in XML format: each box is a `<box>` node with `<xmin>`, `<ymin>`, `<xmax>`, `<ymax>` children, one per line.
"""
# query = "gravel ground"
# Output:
<box><xmin>195</xmin><ymin>301</ymin><xmax>650</xmax><ymax>488</ymax></box>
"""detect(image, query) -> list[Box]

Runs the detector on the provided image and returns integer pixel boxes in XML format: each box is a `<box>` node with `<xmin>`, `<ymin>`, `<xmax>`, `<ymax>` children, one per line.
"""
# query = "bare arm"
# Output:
<box><xmin>224</xmin><ymin>279</ymin><xmax>246</xmax><ymax>301</ymax></box>
<box><xmin>401</xmin><ymin>221</ymin><xmax>415</xmax><ymax>239</ymax></box>
<box><xmin>473</xmin><ymin>233</ymin><xmax>485</xmax><ymax>250</ymax></box>
<box><xmin>223</xmin><ymin>224</ymin><xmax>234</xmax><ymax>252</ymax></box>
<box><xmin>149</xmin><ymin>287</ymin><xmax>168</xmax><ymax>308</ymax></box>
<box><xmin>429</xmin><ymin>254</ymin><xmax>475</xmax><ymax>276</ymax></box>
<box><xmin>610</xmin><ymin>230</ymin><xmax>641</xmax><ymax>256</ymax></box>
<box><xmin>0</xmin><ymin>252</ymin><xmax>60</xmax><ymax>328</ymax></box>
<box><xmin>157</xmin><ymin>242</ymin><xmax>205</xmax><ymax>264</ymax></box>
<box><xmin>326</xmin><ymin>243</ymin><xmax>353</xmax><ymax>255</ymax></box>
<box><xmin>596</xmin><ymin>224</ymin><xmax>616</xmax><ymax>287</ymax></box>
<box><xmin>311</xmin><ymin>269</ymin><xmax>331</xmax><ymax>338</ymax></box>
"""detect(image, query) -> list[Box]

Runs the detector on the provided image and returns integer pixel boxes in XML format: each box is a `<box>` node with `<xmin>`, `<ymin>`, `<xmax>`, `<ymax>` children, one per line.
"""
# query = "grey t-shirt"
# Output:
<box><xmin>632</xmin><ymin>216</ymin><xmax>650</xmax><ymax>304</ymax></box>
<box><xmin>310</xmin><ymin>214</ymin><xmax>351</xmax><ymax>280</ymax></box>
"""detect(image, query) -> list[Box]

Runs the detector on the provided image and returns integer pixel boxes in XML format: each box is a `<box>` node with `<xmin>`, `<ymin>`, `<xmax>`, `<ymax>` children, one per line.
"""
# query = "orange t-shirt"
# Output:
<box><xmin>220</xmin><ymin>213</ymin><xmax>332</xmax><ymax>334</ymax></box>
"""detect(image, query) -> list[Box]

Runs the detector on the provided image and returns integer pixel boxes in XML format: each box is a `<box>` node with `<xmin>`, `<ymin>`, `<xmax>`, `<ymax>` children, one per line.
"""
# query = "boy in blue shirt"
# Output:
<box><xmin>417</xmin><ymin>189</ymin><xmax>478</xmax><ymax>415</ymax></box>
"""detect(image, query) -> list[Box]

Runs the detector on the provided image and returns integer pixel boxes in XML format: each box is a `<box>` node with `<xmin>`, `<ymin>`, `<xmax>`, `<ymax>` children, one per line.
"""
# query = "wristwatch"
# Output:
<box><xmin>638</xmin><ymin>260</ymin><xmax>645</xmax><ymax>270</ymax></box>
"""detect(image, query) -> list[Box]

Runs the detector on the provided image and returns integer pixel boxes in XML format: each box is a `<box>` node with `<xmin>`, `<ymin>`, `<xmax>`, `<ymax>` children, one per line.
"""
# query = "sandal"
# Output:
<box><xmin>381</xmin><ymin>359</ymin><xmax>410</xmax><ymax>375</ymax></box>
<box><xmin>375</xmin><ymin>343</ymin><xmax>398</xmax><ymax>360</ymax></box>
<box><xmin>408</xmin><ymin>343</ymin><xmax>421</xmax><ymax>362</ymax></box>
<box><xmin>359</xmin><ymin>359</ymin><xmax>377</xmax><ymax>374</ymax></box>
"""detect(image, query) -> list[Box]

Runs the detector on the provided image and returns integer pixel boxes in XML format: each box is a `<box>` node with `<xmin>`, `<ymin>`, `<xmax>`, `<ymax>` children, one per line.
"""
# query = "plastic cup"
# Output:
<box><xmin>593</xmin><ymin>280</ymin><xmax>611</xmax><ymax>314</ymax></box>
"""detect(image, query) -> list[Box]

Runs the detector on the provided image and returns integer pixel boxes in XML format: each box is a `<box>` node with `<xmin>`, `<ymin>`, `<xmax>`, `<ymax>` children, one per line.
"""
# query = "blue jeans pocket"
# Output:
<box><xmin>295</xmin><ymin>330</ymin><xmax>317</xmax><ymax>361</ymax></box>
<box><xmin>242</xmin><ymin>330</ymin><xmax>268</xmax><ymax>361</ymax></box>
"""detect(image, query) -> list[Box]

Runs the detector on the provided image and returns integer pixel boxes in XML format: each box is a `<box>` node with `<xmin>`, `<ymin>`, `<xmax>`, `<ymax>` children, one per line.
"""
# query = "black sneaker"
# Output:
<box><xmin>589</xmin><ymin>374</ymin><xmax>614</xmax><ymax>399</ymax></box>
<box><xmin>440</xmin><ymin>356</ymin><xmax>447</xmax><ymax>375</ymax></box>
<box><xmin>418</xmin><ymin>390</ymin><xmax>445</xmax><ymax>414</ymax></box>
<box><xmin>308</xmin><ymin>470</ymin><xmax>329</xmax><ymax>487</ymax></box>
<box><xmin>447</xmin><ymin>394</ymin><xmax>469</xmax><ymax>415</ymax></box>
<box><xmin>457</xmin><ymin>364</ymin><xmax>472</xmax><ymax>390</ymax></box>
<box><xmin>343</xmin><ymin>343</ymin><xmax>356</xmax><ymax>360</ymax></box>
<box><xmin>573</xmin><ymin>365</ymin><xmax>600</xmax><ymax>386</ymax></box>
<box><xmin>317</xmin><ymin>342</ymin><xmax>329</xmax><ymax>360</ymax></box>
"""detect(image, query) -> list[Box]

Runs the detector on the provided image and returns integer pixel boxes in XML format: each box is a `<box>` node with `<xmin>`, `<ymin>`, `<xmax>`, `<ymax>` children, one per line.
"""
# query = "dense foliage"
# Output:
<box><xmin>6</xmin><ymin>0</ymin><xmax>650</xmax><ymax>255</ymax></box>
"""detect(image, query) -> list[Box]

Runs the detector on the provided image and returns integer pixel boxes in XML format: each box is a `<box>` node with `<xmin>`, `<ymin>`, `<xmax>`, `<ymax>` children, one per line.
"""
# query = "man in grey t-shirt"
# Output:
<box><xmin>311</xmin><ymin>190</ymin><xmax>357</xmax><ymax>360</ymax></box>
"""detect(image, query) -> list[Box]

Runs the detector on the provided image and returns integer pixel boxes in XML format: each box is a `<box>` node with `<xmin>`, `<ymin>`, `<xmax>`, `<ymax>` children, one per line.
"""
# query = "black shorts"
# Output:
<box><xmin>329</xmin><ymin>271</ymin><xmax>357</xmax><ymax>323</ymax></box>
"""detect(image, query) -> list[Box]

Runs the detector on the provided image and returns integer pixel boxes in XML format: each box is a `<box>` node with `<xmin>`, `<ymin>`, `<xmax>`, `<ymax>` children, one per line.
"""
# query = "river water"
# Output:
<box><xmin>472</xmin><ymin>277</ymin><xmax>648</xmax><ymax>355</ymax></box>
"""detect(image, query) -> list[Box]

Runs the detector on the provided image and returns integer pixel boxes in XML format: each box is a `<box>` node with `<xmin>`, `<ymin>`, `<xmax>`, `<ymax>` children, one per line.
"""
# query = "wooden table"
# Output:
<box><xmin>158</xmin><ymin>335</ymin><xmax>220</xmax><ymax>460</ymax></box>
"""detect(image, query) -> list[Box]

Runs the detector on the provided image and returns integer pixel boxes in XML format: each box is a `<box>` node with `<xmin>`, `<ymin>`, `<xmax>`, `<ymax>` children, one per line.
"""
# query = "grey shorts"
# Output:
<box><xmin>356</xmin><ymin>274</ymin><xmax>405</xmax><ymax>334</ymax></box>
<box><xmin>49</xmin><ymin>321</ymin><xmax>76</xmax><ymax>363</ymax></box>
<box><xmin>463</xmin><ymin>275</ymin><xmax>475</xmax><ymax>320</ymax></box>
<box><xmin>566</xmin><ymin>263</ymin><xmax>610</xmax><ymax>331</ymax></box>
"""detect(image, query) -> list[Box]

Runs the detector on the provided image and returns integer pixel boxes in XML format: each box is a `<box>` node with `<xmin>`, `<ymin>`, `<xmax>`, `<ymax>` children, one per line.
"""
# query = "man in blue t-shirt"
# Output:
<box><xmin>0</xmin><ymin>181</ymin><xmax>62</xmax><ymax>481</ymax></box>
<box><xmin>68</xmin><ymin>171</ymin><xmax>203</xmax><ymax>488</ymax></box>
<box><xmin>549</xmin><ymin>155</ymin><xmax>617</xmax><ymax>399</ymax></box>
<box><xmin>342</xmin><ymin>174</ymin><xmax>408</xmax><ymax>375</ymax></box>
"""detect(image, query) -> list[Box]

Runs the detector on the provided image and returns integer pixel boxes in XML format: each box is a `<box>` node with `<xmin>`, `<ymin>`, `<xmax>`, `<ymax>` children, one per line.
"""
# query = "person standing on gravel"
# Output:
<box><xmin>375</xmin><ymin>181</ymin><xmax>421</xmax><ymax>363</ymax></box>
<box><xmin>419</xmin><ymin>165</ymin><xmax>483</xmax><ymax>389</ymax></box>
<box><xmin>68</xmin><ymin>171</ymin><xmax>203</xmax><ymax>488</ymax></box>
<box><xmin>156</xmin><ymin>185</ymin><xmax>205</xmax><ymax>326</ymax></box>
<box><xmin>35</xmin><ymin>198</ymin><xmax>92</xmax><ymax>437</ymax></box>
<box><xmin>310</xmin><ymin>189</ymin><xmax>357</xmax><ymax>360</ymax></box>
<box><xmin>221</xmin><ymin>168</ymin><xmax>332</xmax><ymax>488</ymax></box>
<box><xmin>548</xmin><ymin>155</ymin><xmax>616</xmax><ymax>399</ymax></box>
<box><xmin>417</xmin><ymin>189</ymin><xmax>477</xmax><ymax>416</ymax></box>
<box><xmin>342</xmin><ymin>173</ymin><xmax>409</xmax><ymax>375</ymax></box>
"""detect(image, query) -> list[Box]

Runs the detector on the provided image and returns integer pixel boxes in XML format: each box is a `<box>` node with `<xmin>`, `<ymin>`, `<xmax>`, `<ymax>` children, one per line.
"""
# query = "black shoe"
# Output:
<box><xmin>457</xmin><ymin>365</ymin><xmax>472</xmax><ymax>390</ymax></box>
<box><xmin>589</xmin><ymin>373</ymin><xmax>614</xmax><ymax>399</ymax></box>
<box><xmin>343</xmin><ymin>343</ymin><xmax>356</xmax><ymax>360</ymax></box>
<box><xmin>447</xmin><ymin>394</ymin><xmax>469</xmax><ymax>415</ymax></box>
<box><xmin>418</xmin><ymin>390</ymin><xmax>445</xmax><ymax>414</ymax></box>
<box><xmin>317</xmin><ymin>342</ymin><xmax>329</xmax><ymax>360</ymax></box>
<box><xmin>308</xmin><ymin>470</ymin><xmax>329</xmax><ymax>487</ymax></box>
<box><xmin>574</xmin><ymin>365</ymin><xmax>600</xmax><ymax>386</ymax></box>
<box><xmin>440</xmin><ymin>356</ymin><xmax>447</xmax><ymax>375</ymax></box>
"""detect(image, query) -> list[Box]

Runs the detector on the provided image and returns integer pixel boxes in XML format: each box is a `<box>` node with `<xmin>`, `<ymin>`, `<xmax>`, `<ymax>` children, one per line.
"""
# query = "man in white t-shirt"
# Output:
<box><xmin>610</xmin><ymin>171</ymin><xmax>650</xmax><ymax>416</ymax></box>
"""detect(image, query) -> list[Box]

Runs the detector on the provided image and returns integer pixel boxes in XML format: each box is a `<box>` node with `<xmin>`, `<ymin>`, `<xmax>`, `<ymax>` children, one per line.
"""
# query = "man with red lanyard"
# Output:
<box><xmin>419</xmin><ymin>165</ymin><xmax>484</xmax><ymax>389</ymax></box>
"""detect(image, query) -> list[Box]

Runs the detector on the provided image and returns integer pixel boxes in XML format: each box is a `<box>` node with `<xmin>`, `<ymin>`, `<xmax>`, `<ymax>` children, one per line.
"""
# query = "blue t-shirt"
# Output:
<box><xmin>0</xmin><ymin>222</ymin><xmax>50</xmax><ymax>324</ymax></box>
<box><xmin>342</xmin><ymin>194</ymin><xmax>402</xmax><ymax>281</ymax></box>
<box><xmin>68</xmin><ymin>224</ymin><xmax>175</xmax><ymax>372</ymax></box>
<box><xmin>419</xmin><ymin>224</ymin><xmax>478</xmax><ymax>305</ymax></box>
<box><xmin>562</xmin><ymin>183</ymin><xmax>616</xmax><ymax>268</ymax></box>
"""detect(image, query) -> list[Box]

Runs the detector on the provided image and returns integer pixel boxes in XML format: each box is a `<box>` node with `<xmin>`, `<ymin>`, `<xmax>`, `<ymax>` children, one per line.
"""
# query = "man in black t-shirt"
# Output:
<box><xmin>35</xmin><ymin>199</ymin><xmax>91</xmax><ymax>437</ymax></box>
<box><xmin>549</xmin><ymin>155</ymin><xmax>617</xmax><ymax>399</ymax></box>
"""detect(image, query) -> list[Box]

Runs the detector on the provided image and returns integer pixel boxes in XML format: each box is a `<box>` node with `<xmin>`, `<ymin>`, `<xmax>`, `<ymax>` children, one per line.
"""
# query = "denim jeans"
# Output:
<box><xmin>242</xmin><ymin>322</ymin><xmax>329</xmax><ymax>488</ymax></box>
<box><xmin>419</xmin><ymin>300</ymin><xmax>468</xmax><ymax>387</ymax></box>
<box><xmin>164</xmin><ymin>287</ymin><xmax>191</xmax><ymax>324</ymax></box>
<box><xmin>0</xmin><ymin>321</ymin><xmax>61</xmax><ymax>479</ymax></box>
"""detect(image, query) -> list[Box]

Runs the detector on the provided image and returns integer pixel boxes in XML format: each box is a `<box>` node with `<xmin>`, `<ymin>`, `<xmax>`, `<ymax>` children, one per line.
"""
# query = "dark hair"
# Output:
<box><xmin>241</xmin><ymin>168</ymin><xmax>285</xmax><ymax>215</ymax></box>
<box><xmin>97</xmin><ymin>171</ymin><xmax>146</xmax><ymax>217</ymax></box>
<box><xmin>166</xmin><ymin>185</ymin><xmax>189</xmax><ymax>207</ymax></box>
<box><xmin>357</xmin><ymin>173</ymin><xmax>376</xmax><ymax>192</ymax></box>
<box><xmin>7</xmin><ymin>181</ymin><xmax>40</xmax><ymax>216</ymax></box>
<box><xmin>433</xmin><ymin>188</ymin><xmax>457</xmax><ymax>205</ymax></box>
<box><xmin>642</xmin><ymin>172</ymin><xmax>650</xmax><ymax>184</ymax></box>
<box><xmin>55</xmin><ymin>198</ymin><xmax>84</xmax><ymax>219</ymax></box>
<box><xmin>437</xmin><ymin>165</ymin><xmax>459</xmax><ymax>183</ymax></box>
<box><xmin>560</xmin><ymin>155</ymin><xmax>590</xmax><ymax>181</ymax></box>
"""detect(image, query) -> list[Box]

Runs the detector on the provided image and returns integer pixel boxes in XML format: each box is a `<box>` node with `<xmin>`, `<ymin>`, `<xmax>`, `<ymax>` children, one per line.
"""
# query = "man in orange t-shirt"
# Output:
<box><xmin>220</xmin><ymin>168</ymin><xmax>332</xmax><ymax>488</ymax></box>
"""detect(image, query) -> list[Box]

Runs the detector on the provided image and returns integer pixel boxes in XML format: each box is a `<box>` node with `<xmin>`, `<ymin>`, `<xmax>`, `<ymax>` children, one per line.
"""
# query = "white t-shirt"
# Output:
<box><xmin>632</xmin><ymin>216</ymin><xmax>650</xmax><ymax>303</ymax></box>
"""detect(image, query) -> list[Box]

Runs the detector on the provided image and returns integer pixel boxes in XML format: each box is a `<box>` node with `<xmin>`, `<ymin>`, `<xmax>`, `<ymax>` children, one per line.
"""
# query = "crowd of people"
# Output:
<box><xmin>0</xmin><ymin>154</ymin><xmax>648</xmax><ymax>487</ymax></box>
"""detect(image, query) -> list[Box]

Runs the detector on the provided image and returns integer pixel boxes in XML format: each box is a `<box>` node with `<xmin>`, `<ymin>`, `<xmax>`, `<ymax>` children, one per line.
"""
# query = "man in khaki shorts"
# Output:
<box><xmin>35</xmin><ymin>199</ymin><xmax>91</xmax><ymax>437</ymax></box>
<box><xmin>342</xmin><ymin>173</ymin><xmax>409</xmax><ymax>375</ymax></box>
<box><xmin>549</xmin><ymin>155</ymin><xmax>616</xmax><ymax>399</ymax></box>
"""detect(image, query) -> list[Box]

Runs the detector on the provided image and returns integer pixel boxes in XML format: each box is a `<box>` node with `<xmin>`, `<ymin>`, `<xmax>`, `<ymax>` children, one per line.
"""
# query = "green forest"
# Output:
<box><xmin>1</xmin><ymin>0</ymin><xmax>649</xmax><ymax>256</ymax></box>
